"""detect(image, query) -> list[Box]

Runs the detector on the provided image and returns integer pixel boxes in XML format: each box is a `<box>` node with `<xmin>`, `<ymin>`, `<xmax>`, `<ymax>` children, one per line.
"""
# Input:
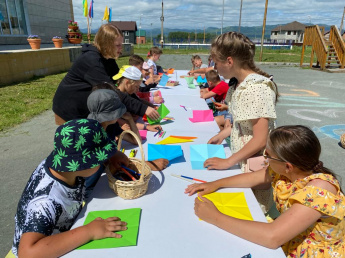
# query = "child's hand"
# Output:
<box><xmin>110</xmin><ymin>151</ymin><xmax>130</xmax><ymax>169</ymax></box>
<box><xmin>121</xmin><ymin>123</ymin><xmax>130</xmax><ymax>131</ymax></box>
<box><xmin>204</xmin><ymin>157</ymin><xmax>230</xmax><ymax>170</ymax></box>
<box><xmin>118</xmin><ymin>118</ymin><xmax>130</xmax><ymax>131</ymax></box>
<box><xmin>215</xmin><ymin>103</ymin><xmax>228</xmax><ymax>111</ymax></box>
<box><xmin>87</xmin><ymin>217</ymin><xmax>127</xmax><ymax>240</ymax></box>
<box><xmin>145</xmin><ymin>107</ymin><xmax>160</xmax><ymax>121</ymax></box>
<box><xmin>153</xmin><ymin>96</ymin><xmax>164</xmax><ymax>104</ymax></box>
<box><xmin>188</xmin><ymin>70</ymin><xmax>194</xmax><ymax>75</ymax></box>
<box><xmin>184</xmin><ymin>182</ymin><xmax>218</xmax><ymax>196</ymax></box>
<box><xmin>146</xmin><ymin>158</ymin><xmax>169</xmax><ymax>171</ymax></box>
<box><xmin>147</xmin><ymin>124</ymin><xmax>162</xmax><ymax>132</ymax></box>
<box><xmin>194</xmin><ymin>194</ymin><xmax>221</xmax><ymax>224</ymax></box>
<box><xmin>207</xmin><ymin>134</ymin><xmax>224</xmax><ymax>145</ymax></box>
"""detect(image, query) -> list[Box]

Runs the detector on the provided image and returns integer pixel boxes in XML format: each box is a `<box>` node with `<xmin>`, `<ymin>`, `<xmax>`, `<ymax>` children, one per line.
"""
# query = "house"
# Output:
<box><xmin>0</xmin><ymin>0</ymin><xmax>73</xmax><ymax>45</ymax></box>
<box><xmin>136</xmin><ymin>30</ymin><xmax>146</xmax><ymax>44</ymax></box>
<box><xmin>110</xmin><ymin>21</ymin><xmax>137</xmax><ymax>44</ymax></box>
<box><xmin>270</xmin><ymin>21</ymin><xmax>307</xmax><ymax>44</ymax></box>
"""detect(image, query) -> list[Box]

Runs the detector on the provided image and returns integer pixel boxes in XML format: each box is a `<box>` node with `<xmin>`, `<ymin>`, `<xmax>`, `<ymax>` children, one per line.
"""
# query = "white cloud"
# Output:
<box><xmin>72</xmin><ymin>0</ymin><xmax>345</xmax><ymax>31</ymax></box>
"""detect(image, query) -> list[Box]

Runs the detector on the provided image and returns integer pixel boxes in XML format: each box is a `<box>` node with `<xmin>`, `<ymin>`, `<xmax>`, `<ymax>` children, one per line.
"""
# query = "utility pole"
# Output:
<box><xmin>259</xmin><ymin>0</ymin><xmax>268</xmax><ymax>61</ymax></box>
<box><xmin>221</xmin><ymin>0</ymin><xmax>224</xmax><ymax>34</ymax></box>
<box><xmin>203</xmin><ymin>26</ymin><xmax>205</xmax><ymax>44</ymax></box>
<box><xmin>138</xmin><ymin>14</ymin><xmax>142</xmax><ymax>48</ymax></box>
<box><xmin>160</xmin><ymin>0</ymin><xmax>164</xmax><ymax>48</ymax></box>
<box><xmin>150</xmin><ymin>23</ymin><xmax>153</xmax><ymax>45</ymax></box>
<box><xmin>239</xmin><ymin>0</ymin><xmax>243</xmax><ymax>33</ymax></box>
<box><xmin>195</xmin><ymin>28</ymin><xmax>197</xmax><ymax>42</ymax></box>
<box><xmin>340</xmin><ymin>7</ymin><xmax>345</xmax><ymax>34</ymax></box>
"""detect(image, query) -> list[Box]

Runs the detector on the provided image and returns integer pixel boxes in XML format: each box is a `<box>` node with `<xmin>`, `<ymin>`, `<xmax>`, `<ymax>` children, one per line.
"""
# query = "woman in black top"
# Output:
<box><xmin>52</xmin><ymin>24</ymin><xmax>160</xmax><ymax>125</ymax></box>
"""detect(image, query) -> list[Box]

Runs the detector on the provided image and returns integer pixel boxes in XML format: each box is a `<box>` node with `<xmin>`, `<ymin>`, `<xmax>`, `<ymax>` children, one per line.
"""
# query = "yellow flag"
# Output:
<box><xmin>83</xmin><ymin>0</ymin><xmax>88</xmax><ymax>17</ymax></box>
<box><xmin>102</xmin><ymin>6</ymin><xmax>109</xmax><ymax>21</ymax></box>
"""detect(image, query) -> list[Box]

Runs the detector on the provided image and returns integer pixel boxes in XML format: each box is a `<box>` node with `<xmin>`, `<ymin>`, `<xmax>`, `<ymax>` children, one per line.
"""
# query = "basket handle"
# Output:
<box><xmin>117</xmin><ymin>130</ymin><xmax>146</xmax><ymax>173</ymax></box>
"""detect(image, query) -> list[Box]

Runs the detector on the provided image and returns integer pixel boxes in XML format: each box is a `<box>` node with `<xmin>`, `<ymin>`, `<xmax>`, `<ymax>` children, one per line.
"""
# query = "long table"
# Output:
<box><xmin>64</xmin><ymin>71</ymin><xmax>285</xmax><ymax>258</ymax></box>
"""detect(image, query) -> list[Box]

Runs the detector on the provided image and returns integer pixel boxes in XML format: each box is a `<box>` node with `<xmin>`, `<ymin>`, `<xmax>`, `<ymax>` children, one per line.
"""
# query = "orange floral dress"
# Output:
<box><xmin>271</xmin><ymin>170</ymin><xmax>345</xmax><ymax>258</ymax></box>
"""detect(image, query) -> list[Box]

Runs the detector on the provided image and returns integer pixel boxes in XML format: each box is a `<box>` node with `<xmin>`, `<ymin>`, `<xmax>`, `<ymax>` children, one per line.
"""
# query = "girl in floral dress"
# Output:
<box><xmin>204</xmin><ymin>31</ymin><xmax>279</xmax><ymax>213</ymax></box>
<box><xmin>186</xmin><ymin>125</ymin><xmax>345</xmax><ymax>258</ymax></box>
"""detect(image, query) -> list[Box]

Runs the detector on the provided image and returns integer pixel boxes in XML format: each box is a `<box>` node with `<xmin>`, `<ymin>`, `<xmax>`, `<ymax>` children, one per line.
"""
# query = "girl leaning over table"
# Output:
<box><xmin>186</xmin><ymin>125</ymin><xmax>345</xmax><ymax>258</ymax></box>
<box><xmin>204</xmin><ymin>32</ymin><xmax>279</xmax><ymax>213</ymax></box>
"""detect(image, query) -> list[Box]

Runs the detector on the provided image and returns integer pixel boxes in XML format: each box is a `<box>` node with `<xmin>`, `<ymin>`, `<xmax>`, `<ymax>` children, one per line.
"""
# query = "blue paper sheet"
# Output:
<box><xmin>190</xmin><ymin>144</ymin><xmax>226</xmax><ymax>170</ymax></box>
<box><xmin>196</xmin><ymin>75</ymin><xmax>207</xmax><ymax>84</ymax></box>
<box><xmin>148</xmin><ymin>144</ymin><xmax>183</xmax><ymax>162</ymax></box>
<box><xmin>158</xmin><ymin>74</ymin><xmax>170</xmax><ymax>86</ymax></box>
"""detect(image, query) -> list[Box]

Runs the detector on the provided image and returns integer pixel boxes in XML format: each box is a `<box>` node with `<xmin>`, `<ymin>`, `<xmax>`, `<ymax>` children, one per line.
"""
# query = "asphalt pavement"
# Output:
<box><xmin>1</xmin><ymin>54</ymin><xmax>345</xmax><ymax>256</ymax></box>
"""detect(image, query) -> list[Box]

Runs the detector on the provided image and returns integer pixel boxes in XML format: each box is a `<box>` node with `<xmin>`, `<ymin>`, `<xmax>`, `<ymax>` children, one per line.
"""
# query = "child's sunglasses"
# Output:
<box><xmin>263</xmin><ymin>149</ymin><xmax>285</xmax><ymax>163</ymax></box>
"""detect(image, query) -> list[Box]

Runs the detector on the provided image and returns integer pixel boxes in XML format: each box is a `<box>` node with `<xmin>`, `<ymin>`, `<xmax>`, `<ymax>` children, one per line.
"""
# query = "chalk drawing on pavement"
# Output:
<box><xmin>287</xmin><ymin>109</ymin><xmax>345</xmax><ymax>122</ymax></box>
<box><xmin>281</xmin><ymin>89</ymin><xmax>319</xmax><ymax>97</ymax></box>
<box><xmin>313</xmin><ymin>125</ymin><xmax>345</xmax><ymax>141</ymax></box>
<box><xmin>279</xmin><ymin>96</ymin><xmax>345</xmax><ymax>108</ymax></box>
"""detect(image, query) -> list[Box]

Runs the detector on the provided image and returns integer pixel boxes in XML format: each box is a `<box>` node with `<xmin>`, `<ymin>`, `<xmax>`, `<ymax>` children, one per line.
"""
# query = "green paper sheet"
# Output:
<box><xmin>77</xmin><ymin>208</ymin><xmax>141</xmax><ymax>250</ymax></box>
<box><xmin>147</xmin><ymin>103</ymin><xmax>170</xmax><ymax>124</ymax></box>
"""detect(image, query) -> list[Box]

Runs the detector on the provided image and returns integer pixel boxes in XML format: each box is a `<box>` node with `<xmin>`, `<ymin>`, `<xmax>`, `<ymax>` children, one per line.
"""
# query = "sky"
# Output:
<box><xmin>72</xmin><ymin>0</ymin><xmax>345</xmax><ymax>31</ymax></box>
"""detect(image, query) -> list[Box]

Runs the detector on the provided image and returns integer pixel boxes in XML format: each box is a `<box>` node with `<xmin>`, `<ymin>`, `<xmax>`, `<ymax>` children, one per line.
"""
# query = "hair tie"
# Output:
<box><xmin>313</xmin><ymin>161</ymin><xmax>323</xmax><ymax>172</ymax></box>
<box><xmin>147</xmin><ymin>51</ymin><xmax>150</xmax><ymax>57</ymax></box>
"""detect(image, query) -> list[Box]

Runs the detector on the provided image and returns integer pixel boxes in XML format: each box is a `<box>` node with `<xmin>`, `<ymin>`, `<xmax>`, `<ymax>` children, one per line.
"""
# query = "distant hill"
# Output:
<box><xmin>81</xmin><ymin>23</ymin><xmax>332</xmax><ymax>41</ymax></box>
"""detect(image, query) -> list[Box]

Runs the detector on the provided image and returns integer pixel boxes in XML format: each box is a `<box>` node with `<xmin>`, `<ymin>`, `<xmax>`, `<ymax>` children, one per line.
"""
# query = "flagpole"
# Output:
<box><xmin>87</xmin><ymin>16</ymin><xmax>90</xmax><ymax>43</ymax></box>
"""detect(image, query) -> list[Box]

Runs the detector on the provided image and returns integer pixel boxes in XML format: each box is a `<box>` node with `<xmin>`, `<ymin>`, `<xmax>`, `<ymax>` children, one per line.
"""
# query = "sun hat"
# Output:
<box><xmin>45</xmin><ymin>119</ymin><xmax>117</xmax><ymax>172</ymax></box>
<box><xmin>87</xmin><ymin>89</ymin><xmax>127</xmax><ymax>123</ymax></box>
<box><xmin>113</xmin><ymin>65</ymin><xmax>143</xmax><ymax>81</ymax></box>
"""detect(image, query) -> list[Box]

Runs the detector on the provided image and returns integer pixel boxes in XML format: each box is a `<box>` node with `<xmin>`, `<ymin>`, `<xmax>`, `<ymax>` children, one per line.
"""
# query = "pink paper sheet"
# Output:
<box><xmin>139</xmin><ymin>130</ymin><xmax>147</xmax><ymax>140</ymax></box>
<box><xmin>189</xmin><ymin>110</ymin><xmax>214</xmax><ymax>123</ymax></box>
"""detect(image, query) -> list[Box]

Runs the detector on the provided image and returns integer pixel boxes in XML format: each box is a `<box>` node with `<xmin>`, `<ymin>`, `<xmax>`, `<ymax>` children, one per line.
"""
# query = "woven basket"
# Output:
<box><xmin>341</xmin><ymin>133</ymin><xmax>345</xmax><ymax>148</ymax></box>
<box><xmin>106</xmin><ymin>130</ymin><xmax>152</xmax><ymax>199</ymax></box>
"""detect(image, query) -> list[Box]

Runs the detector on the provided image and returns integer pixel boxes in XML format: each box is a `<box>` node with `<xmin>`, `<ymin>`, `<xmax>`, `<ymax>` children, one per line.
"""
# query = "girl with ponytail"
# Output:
<box><xmin>204</xmin><ymin>32</ymin><xmax>279</xmax><ymax>213</ymax></box>
<box><xmin>187</xmin><ymin>125</ymin><xmax>345</xmax><ymax>258</ymax></box>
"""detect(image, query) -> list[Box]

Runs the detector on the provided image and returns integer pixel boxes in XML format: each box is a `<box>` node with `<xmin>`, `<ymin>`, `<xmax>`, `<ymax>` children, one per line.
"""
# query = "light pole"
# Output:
<box><xmin>138</xmin><ymin>14</ymin><xmax>143</xmax><ymax>48</ymax></box>
<box><xmin>221</xmin><ymin>0</ymin><xmax>224</xmax><ymax>34</ymax></box>
<box><xmin>160</xmin><ymin>0</ymin><xmax>164</xmax><ymax>48</ymax></box>
<box><xmin>239</xmin><ymin>0</ymin><xmax>243</xmax><ymax>33</ymax></box>
<box><xmin>308</xmin><ymin>15</ymin><xmax>311</xmax><ymax>25</ymax></box>
<box><xmin>150</xmin><ymin>23</ymin><xmax>153</xmax><ymax>45</ymax></box>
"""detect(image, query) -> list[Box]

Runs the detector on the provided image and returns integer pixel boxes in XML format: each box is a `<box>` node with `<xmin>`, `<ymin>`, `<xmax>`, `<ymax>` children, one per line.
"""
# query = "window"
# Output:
<box><xmin>125</xmin><ymin>38</ymin><xmax>129</xmax><ymax>43</ymax></box>
<box><xmin>124</xmin><ymin>31</ymin><xmax>129</xmax><ymax>36</ymax></box>
<box><xmin>287</xmin><ymin>31</ymin><xmax>291</xmax><ymax>35</ymax></box>
<box><xmin>0</xmin><ymin>0</ymin><xmax>28</xmax><ymax>35</ymax></box>
<box><xmin>294</xmin><ymin>31</ymin><xmax>297</xmax><ymax>35</ymax></box>
<box><xmin>275</xmin><ymin>32</ymin><xmax>278</xmax><ymax>35</ymax></box>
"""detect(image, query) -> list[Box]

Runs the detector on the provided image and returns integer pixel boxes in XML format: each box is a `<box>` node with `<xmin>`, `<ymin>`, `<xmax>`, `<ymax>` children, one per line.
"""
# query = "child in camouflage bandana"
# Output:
<box><xmin>11</xmin><ymin>119</ymin><xmax>128</xmax><ymax>257</ymax></box>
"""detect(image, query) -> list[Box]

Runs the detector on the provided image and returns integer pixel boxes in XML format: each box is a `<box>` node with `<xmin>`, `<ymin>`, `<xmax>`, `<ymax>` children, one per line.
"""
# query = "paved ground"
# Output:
<box><xmin>1</xmin><ymin>54</ymin><xmax>345</xmax><ymax>256</ymax></box>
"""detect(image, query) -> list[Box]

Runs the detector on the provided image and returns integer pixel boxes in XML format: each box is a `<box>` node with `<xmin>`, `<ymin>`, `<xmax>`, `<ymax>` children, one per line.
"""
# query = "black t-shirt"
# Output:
<box><xmin>52</xmin><ymin>44</ymin><xmax>119</xmax><ymax>121</ymax></box>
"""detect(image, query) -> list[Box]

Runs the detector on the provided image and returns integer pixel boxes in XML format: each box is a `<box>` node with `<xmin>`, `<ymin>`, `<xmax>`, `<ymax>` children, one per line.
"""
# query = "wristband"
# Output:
<box><xmin>143</xmin><ymin>123</ymin><xmax>147</xmax><ymax>130</ymax></box>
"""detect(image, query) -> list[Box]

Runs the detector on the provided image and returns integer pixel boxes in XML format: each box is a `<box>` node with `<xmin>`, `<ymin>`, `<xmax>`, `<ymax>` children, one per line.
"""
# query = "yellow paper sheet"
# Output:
<box><xmin>202</xmin><ymin>192</ymin><xmax>253</xmax><ymax>221</ymax></box>
<box><xmin>156</xmin><ymin>136</ymin><xmax>193</xmax><ymax>145</ymax></box>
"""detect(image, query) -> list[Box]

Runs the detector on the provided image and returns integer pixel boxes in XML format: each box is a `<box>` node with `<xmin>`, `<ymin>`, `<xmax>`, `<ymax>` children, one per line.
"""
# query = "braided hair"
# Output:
<box><xmin>210</xmin><ymin>31</ymin><xmax>279</xmax><ymax>102</ymax></box>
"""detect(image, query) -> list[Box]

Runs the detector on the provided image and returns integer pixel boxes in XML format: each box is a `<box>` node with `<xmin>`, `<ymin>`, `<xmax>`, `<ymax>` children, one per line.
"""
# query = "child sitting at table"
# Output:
<box><xmin>113</xmin><ymin>66</ymin><xmax>162</xmax><ymax>133</ymax></box>
<box><xmin>87</xmin><ymin>88</ymin><xmax>169</xmax><ymax>171</ymax></box>
<box><xmin>200</xmin><ymin>70</ymin><xmax>229</xmax><ymax>129</ymax></box>
<box><xmin>147</xmin><ymin>46</ymin><xmax>164</xmax><ymax>78</ymax></box>
<box><xmin>10</xmin><ymin>119</ymin><xmax>128</xmax><ymax>257</ymax></box>
<box><xmin>185</xmin><ymin>125</ymin><xmax>345</xmax><ymax>258</ymax></box>
<box><xmin>129</xmin><ymin>54</ymin><xmax>159</xmax><ymax>93</ymax></box>
<box><xmin>129</xmin><ymin>55</ymin><xmax>164</xmax><ymax>103</ymax></box>
<box><xmin>188</xmin><ymin>55</ymin><xmax>214</xmax><ymax>76</ymax></box>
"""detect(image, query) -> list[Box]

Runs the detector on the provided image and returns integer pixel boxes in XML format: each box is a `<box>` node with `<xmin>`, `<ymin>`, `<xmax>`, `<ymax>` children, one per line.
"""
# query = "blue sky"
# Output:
<box><xmin>72</xmin><ymin>0</ymin><xmax>345</xmax><ymax>31</ymax></box>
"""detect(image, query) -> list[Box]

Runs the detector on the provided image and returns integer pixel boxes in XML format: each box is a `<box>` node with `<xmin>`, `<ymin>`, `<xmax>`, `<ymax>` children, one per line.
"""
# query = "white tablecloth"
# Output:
<box><xmin>64</xmin><ymin>70</ymin><xmax>285</xmax><ymax>258</ymax></box>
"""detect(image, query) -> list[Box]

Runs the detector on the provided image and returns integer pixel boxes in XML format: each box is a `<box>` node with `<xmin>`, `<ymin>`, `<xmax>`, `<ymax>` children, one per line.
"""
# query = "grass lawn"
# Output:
<box><xmin>0</xmin><ymin>46</ymin><xmax>313</xmax><ymax>132</ymax></box>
